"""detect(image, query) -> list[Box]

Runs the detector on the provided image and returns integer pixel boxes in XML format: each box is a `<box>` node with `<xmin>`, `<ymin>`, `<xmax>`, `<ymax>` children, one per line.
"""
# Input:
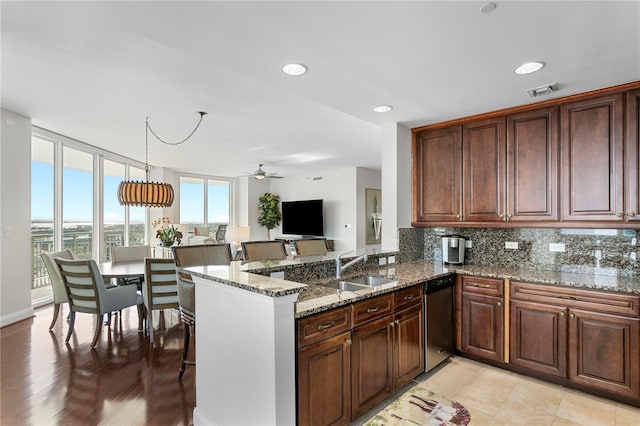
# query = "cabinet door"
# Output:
<box><xmin>626</xmin><ymin>89</ymin><xmax>640</xmax><ymax>222</ymax></box>
<box><xmin>394</xmin><ymin>303</ymin><xmax>425</xmax><ymax>389</ymax></box>
<box><xmin>297</xmin><ymin>331</ymin><xmax>352</xmax><ymax>426</ymax></box>
<box><xmin>461</xmin><ymin>292</ymin><xmax>504</xmax><ymax>362</ymax></box>
<box><xmin>510</xmin><ymin>300</ymin><xmax>567</xmax><ymax>378</ymax></box>
<box><xmin>561</xmin><ymin>94</ymin><xmax>624</xmax><ymax>221</ymax></box>
<box><xmin>568</xmin><ymin>309</ymin><xmax>640</xmax><ymax>399</ymax></box>
<box><xmin>413</xmin><ymin>126</ymin><xmax>462</xmax><ymax>222</ymax></box>
<box><xmin>463</xmin><ymin>117</ymin><xmax>506</xmax><ymax>222</ymax></box>
<box><xmin>351</xmin><ymin>315</ymin><xmax>394</xmax><ymax>419</ymax></box>
<box><xmin>507</xmin><ymin>107</ymin><xmax>559</xmax><ymax>221</ymax></box>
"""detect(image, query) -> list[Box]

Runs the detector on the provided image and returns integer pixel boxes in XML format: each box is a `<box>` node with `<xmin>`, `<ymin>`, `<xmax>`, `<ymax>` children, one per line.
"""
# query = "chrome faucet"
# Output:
<box><xmin>336</xmin><ymin>251</ymin><xmax>368</xmax><ymax>278</ymax></box>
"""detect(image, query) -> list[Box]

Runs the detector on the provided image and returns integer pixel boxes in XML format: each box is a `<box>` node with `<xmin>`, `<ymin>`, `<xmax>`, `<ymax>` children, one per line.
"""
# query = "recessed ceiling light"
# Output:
<box><xmin>373</xmin><ymin>105</ymin><xmax>393</xmax><ymax>113</ymax></box>
<box><xmin>282</xmin><ymin>63</ymin><xmax>307</xmax><ymax>76</ymax></box>
<box><xmin>480</xmin><ymin>3</ymin><xmax>497</xmax><ymax>14</ymax></box>
<box><xmin>514</xmin><ymin>61</ymin><xmax>545</xmax><ymax>75</ymax></box>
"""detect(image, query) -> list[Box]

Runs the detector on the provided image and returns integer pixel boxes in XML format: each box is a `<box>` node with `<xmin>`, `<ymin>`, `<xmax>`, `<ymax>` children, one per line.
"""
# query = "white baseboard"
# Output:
<box><xmin>0</xmin><ymin>307</ymin><xmax>35</xmax><ymax>328</ymax></box>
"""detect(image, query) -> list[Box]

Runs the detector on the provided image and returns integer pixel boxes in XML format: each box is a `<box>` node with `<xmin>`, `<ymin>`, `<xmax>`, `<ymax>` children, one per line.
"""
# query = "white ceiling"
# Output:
<box><xmin>2</xmin><ymin>1</ymin><xmax>639</xmax><ymax>179</ymax></box>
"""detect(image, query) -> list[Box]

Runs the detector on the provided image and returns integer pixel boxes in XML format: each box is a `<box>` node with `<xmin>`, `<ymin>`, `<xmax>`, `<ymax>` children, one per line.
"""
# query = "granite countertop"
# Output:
<box><xmin>179</xmin><ymin>264</ymin><xmax>307</xmax><ymax>298</ymax></box>
<box><xmin>179</xmin><ymin>257</ymin><xmax>639</xmax><ymax>319</ymax></box>
<box><xmin>295</xmin><ymin>260</ymin><xmax>640</xmax><ymax>318</ymax></box>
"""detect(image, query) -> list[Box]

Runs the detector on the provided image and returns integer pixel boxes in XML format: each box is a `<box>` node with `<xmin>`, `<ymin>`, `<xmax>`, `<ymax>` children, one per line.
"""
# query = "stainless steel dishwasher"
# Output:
<box><xmin>424</xmin><ymin>275</ymin><xmax>455</xmax><ymax>371</ymax></box>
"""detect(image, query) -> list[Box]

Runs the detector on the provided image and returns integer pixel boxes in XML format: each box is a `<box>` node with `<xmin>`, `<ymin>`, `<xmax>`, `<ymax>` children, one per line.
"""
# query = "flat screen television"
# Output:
<box><xmin>281</xmin><ymin>199</ymin><xmax>324</xmax><ymax>237</ymax></box>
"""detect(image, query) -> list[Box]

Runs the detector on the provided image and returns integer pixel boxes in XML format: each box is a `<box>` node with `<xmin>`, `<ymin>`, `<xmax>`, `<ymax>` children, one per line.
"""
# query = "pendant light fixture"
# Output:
<box><xmin>118</xmin><ymin>111</ymin><xmax>207</xmax><ymax>207</ymax></box>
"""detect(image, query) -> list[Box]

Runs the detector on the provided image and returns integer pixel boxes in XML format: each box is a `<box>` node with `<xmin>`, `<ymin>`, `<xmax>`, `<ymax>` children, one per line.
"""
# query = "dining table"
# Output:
<box><xmin>98</xmin><ymin>260</ymin><xmax>146</xmax><ymax>280</ymax></box>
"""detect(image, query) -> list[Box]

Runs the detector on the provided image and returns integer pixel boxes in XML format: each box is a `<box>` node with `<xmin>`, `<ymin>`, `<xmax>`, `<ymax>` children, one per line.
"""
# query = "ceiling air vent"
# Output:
<box><xmin>526</xmin><ymin>83</ymin><xmax>557</xmax><ymax>98</ymax></box>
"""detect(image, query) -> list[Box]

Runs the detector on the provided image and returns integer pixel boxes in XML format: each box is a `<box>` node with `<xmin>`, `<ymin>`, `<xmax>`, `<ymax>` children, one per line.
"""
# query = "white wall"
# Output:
<box><xmin>381</xmin><ymin>123</ymin><xmax>412</xmax><ymax>250</ymax></box>
<box><xmin>1</xmin><ymin>109</ymin><xmax>34</xmax><ymax>326</ymax></box>
<box><xmin>238</xmin><ymin>176</ymin><xmax>271</xmax><ymax>241</ymax></box>
<box><xmin>356</xmin><ymin>167</ymin><xmax>382</xmax><ymax>249</ymax></box>
<box><xmin>269</xmin><ymin>167</ymin><xmax>360</xmax><ymax>252</ymax></box>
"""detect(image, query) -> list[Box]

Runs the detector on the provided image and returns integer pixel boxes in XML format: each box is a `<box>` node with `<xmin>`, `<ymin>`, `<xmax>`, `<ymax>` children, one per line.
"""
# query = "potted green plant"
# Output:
<box><xmin>152</xmin><ymin>217</ymin><xmax>182</xmax><ymax>246</ymax></box>
<box><xmin>257</xmin><ymin>192</ymin><xmax>281</xmax><ymax>240</ymax></box>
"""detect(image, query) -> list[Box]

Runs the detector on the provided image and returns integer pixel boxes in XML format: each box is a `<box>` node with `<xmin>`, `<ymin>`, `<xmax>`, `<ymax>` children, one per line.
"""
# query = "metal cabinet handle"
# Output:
<box><xmin>629</xmin><ymin>212</ymin><xmax>636</xmax><ymax>217</ymax></box>
<box><xmin>367</xmin><ymin>306</ymin><xmax>380</xmax><ymax>313</ymax></box>
<box><xmin>497</xmin><ymin>301</ymin><xmax>502</xmax><ymax>307</ymax></box>
<box><xmin>473</xmin><ymin>284</ymin><xmax>492</xmax><ymax>289</ymax></box>
<box><xmin>317</xmin><ymin>321</ymin><xmax>336</xmax><ymax>331</ymax></box>
<box><xmin>559</xmin><ymin>311</ymin><xmax>565</xmax><ymax>316</ymax></box>
<box><xmin>345</xmin><ymin>338</ymin><xmax>352</xmax><ymax>345</ymax></box>
<box><xmin>403</xmin><ymin>295</ymin><xmax>414</xmax><ymax>301</ymax></box>
<box><xmin>570</xmin><ymin>313</ymin><xmax>575</xmax><ymax>319</ymax></box>
<box><xmin>389</xmin><ymin>321</ymin><xmax>395</xmax><ymax>327</ymax></box>
<box><xmin>395</xmin><ymin>319</ymin><xmax>400</xmax><ymax>325</ymax></box>
<box><xmin>616</xmin><ymin>212</ymin><xmax>625</xmax><ymax>217</ymax></box>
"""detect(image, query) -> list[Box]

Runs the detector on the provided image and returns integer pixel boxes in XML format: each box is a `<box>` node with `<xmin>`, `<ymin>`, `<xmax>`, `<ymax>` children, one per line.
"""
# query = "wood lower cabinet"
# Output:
<box><xmin>568</xmin><ymin>308</ymin><xmax>640</xmax><ymax>399</ymax></box>
<box><xmin>510</xmin><ymin>281</ymin><xmax>640</xmax><ymax>402</ymax></box>
<box><xmin>510</xmin><ymin>299</ymin><xmax>567</xmax><ymax>378</ymax></box>
<box><xmin>298</xmin><ymin>331</ymin><xmax>352</xmax><ymax>426</ymax></box>
<box><xmin>351</xmin><ymin>315</ymin><xmax>394</xmax><ymax>419</ymax></box>
<box><xmin>297</xmin><ymin>285</ymin><xmax>426</xmax><ymax>425</ymax></box>
<box><xmin>459</xmin><ymin>276</ymin><xmax>505</xmax><ymax>363</ymax></box>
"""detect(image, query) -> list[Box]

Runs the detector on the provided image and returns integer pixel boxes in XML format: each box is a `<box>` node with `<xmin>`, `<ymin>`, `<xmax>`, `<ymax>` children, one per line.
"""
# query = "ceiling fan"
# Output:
<box><xmin>245</xmin><ymin>164</ymin><xmax>283</xmax><ymax>180</ymax></box>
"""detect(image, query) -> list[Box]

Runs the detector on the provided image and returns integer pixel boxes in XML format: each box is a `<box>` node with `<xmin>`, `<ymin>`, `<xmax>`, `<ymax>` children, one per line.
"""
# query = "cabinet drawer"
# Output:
<box><xmin>352</xmin><ymin>294</ymin><xmax>394</xmax><ymax>327</ymax></box>
<box><xmin>511</xmin><ymin>281</ymin><xmax>640</xmax><ymax>318</ymax></box>
<box><xmin>395</xmin><ymin>284</ymin><xmax>423</xmax><ymax>311</ymax></box>
<box><xmin>297</xmin><ymin>305</ymin><xmax>351</xmax><ymax>348</ymax></box>
<box><xmin>461</xmin><ymin>275</ymin><xmax>504</xmax><ymax>297</ymax></box>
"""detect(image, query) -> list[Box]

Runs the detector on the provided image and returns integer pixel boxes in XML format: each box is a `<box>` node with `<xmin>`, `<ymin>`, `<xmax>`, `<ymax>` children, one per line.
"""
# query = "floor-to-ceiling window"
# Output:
<box><xmin>179</xmin><ymin>175</ymin><xmax>231</xmax><ymax>237</ymax></box>
<box><xmin>31</xmin><ymin>129</ymin><xmax>147</xmax><ymax>304</ymax></box>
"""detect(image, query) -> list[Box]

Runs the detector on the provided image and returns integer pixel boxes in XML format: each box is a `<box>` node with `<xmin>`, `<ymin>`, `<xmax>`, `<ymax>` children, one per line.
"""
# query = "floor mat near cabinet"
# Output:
<box><xmin>364</xmin><ymin>386</ymin><xmax>471</xmax><ymax>426</ymax></box>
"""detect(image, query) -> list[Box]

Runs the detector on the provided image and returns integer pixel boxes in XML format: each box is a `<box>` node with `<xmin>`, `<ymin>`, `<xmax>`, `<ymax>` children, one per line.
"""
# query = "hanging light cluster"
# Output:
<box><xmin>118</xmin><ymin>112</ymin><xmax>206</xmax><ymax>208</ymax></box>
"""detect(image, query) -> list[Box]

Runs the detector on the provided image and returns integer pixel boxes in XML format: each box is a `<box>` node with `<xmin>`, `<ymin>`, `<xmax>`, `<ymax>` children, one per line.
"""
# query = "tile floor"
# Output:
<box><xmin>359</xmin><ymin>356</ymin><xmax>640</xmax><ymax>426</ymax></box>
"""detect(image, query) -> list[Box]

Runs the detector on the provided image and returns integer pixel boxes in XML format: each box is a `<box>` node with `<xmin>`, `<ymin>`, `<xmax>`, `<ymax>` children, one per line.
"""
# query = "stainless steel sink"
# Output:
<box><xmin>344</xmin><ymin>275</ymin><xmax>396</xmax><ymax>287</ymax></box>
<box><xmin>321</xmin><ymin>281</ymin><xmax>370</xmax><ymax>292</ymax></box>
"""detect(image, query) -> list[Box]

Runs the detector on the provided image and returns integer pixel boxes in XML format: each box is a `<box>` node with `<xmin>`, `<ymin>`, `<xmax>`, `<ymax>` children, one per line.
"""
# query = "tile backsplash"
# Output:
<box><xmin>399</xmin><ymin>227</ymin><xmax>638</xmax><ymax>277</ymax></box>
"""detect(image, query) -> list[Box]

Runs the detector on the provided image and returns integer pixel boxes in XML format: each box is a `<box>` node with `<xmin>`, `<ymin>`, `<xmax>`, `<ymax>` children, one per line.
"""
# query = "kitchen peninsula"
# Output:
<box><xmin>179</xmin><ymin>250</ymin><xmax>640</xmax><ymax>425</ymax></box>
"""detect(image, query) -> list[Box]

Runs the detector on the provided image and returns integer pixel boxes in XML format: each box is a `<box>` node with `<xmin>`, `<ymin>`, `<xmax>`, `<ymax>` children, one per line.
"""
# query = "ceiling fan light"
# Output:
<box><xmin>254</xmin><ymin>174</ymin><xmax>265</xmax><ymax>180</ymax></box>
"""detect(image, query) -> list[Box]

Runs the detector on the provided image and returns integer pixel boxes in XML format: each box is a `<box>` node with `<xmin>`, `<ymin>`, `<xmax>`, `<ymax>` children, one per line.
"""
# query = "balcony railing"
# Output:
<box><xmin>32</xmin><ymin>228</ymin><xmax>145</xmax><ymax>290</ymax></box>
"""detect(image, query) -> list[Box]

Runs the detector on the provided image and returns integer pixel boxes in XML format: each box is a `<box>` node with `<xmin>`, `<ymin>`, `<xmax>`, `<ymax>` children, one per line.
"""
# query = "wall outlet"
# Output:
<box><xmin>388</xmin><ymin>256</ymin><xmax>396</xmax><ymax>264</ymax></box>
<box><xmin>465</xmin><ymin>240</ymin><xmax>473</xmax><ymax>248</ymax></box>
<box><xmin>378</xmin><ymin>257</ymin><xmax>387</xmax><ymax>266</ymax></box>
<box><xmin>270</xmin><ymin>271</ymin><xmax>285</xmax><ymax>280</ymax></box>
<box><xmin>549</xmin><ymin>243</ymin><xmax>566</xmax><ymax>252</ymax></box>
<box><xmin>505</xmin><ymin>241</ymin><xmax>519</xmax><ymax>250</ymax></box>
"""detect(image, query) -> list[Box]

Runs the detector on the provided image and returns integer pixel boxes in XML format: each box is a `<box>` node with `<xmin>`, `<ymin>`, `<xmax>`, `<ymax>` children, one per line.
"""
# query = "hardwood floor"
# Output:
<box><xmin>1</xmin><ymin>304</ymin><xmax>195</xmax><ymax>425</ymax></box>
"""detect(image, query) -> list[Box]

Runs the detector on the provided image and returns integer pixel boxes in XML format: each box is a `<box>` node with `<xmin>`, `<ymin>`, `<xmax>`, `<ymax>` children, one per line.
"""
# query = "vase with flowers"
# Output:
<box><xmin>152</xmin><ymin>217</ymin><xmax>182</xmax><ymax>246</ymax></box>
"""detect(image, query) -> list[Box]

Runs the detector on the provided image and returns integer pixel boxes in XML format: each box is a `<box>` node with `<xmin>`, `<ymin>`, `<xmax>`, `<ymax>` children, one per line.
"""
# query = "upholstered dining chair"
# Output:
<box><xmin>172</xmin><ymin>243</ymin><xmax>232</xmax><ymax>378</ymax></box>
<box><xmin>41</xmin><ymin>249</ymin><xmax>75</xmax><ymax>330</ymax></box>
<box><xmin>111</xmin><ymin>245</ymin><xmax>150</xmax><ymax>286</ymax></box>
<box><xmin>294</xmin><ymin>238</ymin><xmax>329</xmax><ymax>257</ymax></box>
<box><xmin>215</xmin><ymin>224</ymin><xmax>227</xmax><ymax>243</ymax></box>
<box><xmin>241</xmin><ymin>240</ymin><xmax>287</xmax><ymax>261</ymax></box>
<box><xmin>143</xmin><ymin>258</ymin><xmax>179</xmax><ymax>342</ymax></box>
<box><xmin>55</xmin><ymin>258</ymin><xmax>143</xmax><ymax>348</ymax></box>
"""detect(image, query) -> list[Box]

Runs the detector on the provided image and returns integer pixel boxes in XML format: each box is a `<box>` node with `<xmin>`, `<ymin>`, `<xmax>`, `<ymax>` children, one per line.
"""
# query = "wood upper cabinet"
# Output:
<box><xmin>625</xmin><ymin>89</ymin><xmax>640</xmax><ymax>222</ymax></box>
<box><xmin>463</xmin><ymin>117</ymin><xmax>506</xmax><ymax>222</ymax></box>
<box><xmin>510</xmin><ymin>299</ymin><xmax>567</xmax><ymax>378</ymax></box>
<box><xmin>568</xmin><ymin>309</ymin><xmax>640</xmax><ymax>399</ymax></box>
<box><xmin>506</xmin><ymin>107</ymin><xmax>560</xmax><ymax>221</ymax></box>
<box><xmin>413</xmin><ymin>126</ymin><xmax>462</xmax><ymax>222</ymax></box>
<box><xmin>561</xmin><ymin>93</ymin><xmax>625</xmax><ymax>221</ymax></box>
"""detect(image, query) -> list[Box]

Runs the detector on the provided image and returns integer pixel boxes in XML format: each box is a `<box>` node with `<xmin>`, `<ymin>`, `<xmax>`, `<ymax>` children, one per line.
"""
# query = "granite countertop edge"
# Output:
<box><xmin>295</xmin><ymin>261</ymin><xmax>639</xmax><ymax>319</ymax></box>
